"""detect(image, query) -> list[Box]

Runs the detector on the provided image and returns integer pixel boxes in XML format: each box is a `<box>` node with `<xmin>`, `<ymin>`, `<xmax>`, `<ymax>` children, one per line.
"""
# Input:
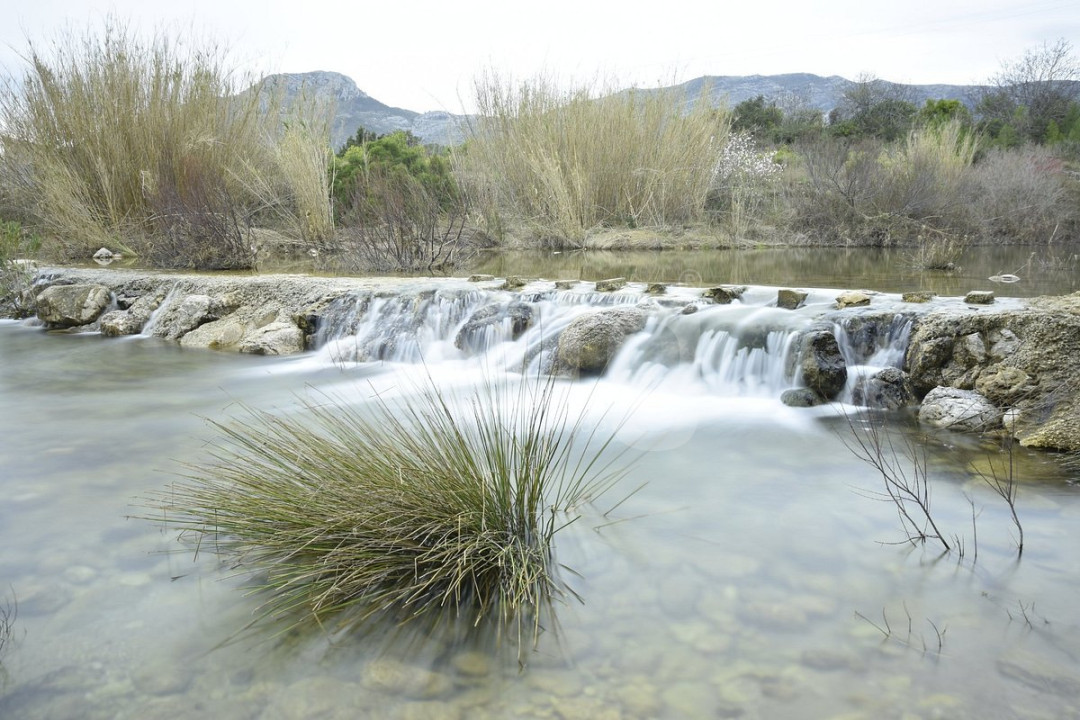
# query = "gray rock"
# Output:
<box><xmin>703</xmin><ymin>285</ymin><xmax>747</xmax><ymax>304</ymax></box>
<box><xmin>554</xmin><ymin>279</ymin><xmax>578</xmax><ymax>290</ymax></box>
<box><xmin>781</xmin><ymin>388</ymin><xmax>825</xmax><ymax>407</ymax></box>
<box><xmin>501</xmin><ymin>275</ymin><xmax>529</xmax><ymax>290</ymax></box>
<box><xmin>965</xmin><ymin>290</ymin><xmax>995</xmax><ymax>304</ymax></box>
<box><xmin>35</xmin><ymin>284</ymin><xmax>111</xmax><ymax>327</ymax></box>
<box><xmin>238</xmin><ymin>320</ymin><xmax>306</xmax><ymax>355</ymax></box>
<box><xmin>918</xmin><ymin>386</ymin><xmax>1000</xmax><ymax>431</ymax></box>
<box><xmin>852</xmin><ymin>367</ymin><xmax>914</xmax><ymax>409</ymax></box>
<box><xmin>902</xmin><ymin>291</ymin><xmax>935</xmax><ymax>303</ymax></box>
<box><xmin>777</xmin><ymin>288</ymin><xmax>808</xmax><ymax>310</ymax></box>
<box><xmin>596</xmin><ymin>277</ymin><xmax>627</xmax><ymax>292</ymax></box>
<box><xmin>556</xmin><ymin>306</ymin><xmax>647</xmax><ymax>376</ymax></box>
<box><xmin>797</xmin><ymin>328</ymin><xmax>848</xmax><ymax>400</ymax></box>
<box><xmin>467</xmin><ymin>274</ymin><xmax>494</xmax><ymax>282</ymax></box>
<box><xmin>152</xmin><ymin>294</ymin><xmax>216</xmax><ymax>339</ymax></box>
<box><xmin>647</xmin><ymin>282</ymin><xmax>668</xmax><ymax>295</ymax></box>
<box><xmin>454</xmin><ymin>302</ymin><xmax>534</xmax><ymax>351</ymax></box>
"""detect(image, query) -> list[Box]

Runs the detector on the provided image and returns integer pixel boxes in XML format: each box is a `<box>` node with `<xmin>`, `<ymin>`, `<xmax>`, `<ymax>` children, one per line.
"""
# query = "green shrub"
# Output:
<box><xmin>146</xmin><ymin>375</ymin><xmax>631</xmax><ymax>649</ymax></box>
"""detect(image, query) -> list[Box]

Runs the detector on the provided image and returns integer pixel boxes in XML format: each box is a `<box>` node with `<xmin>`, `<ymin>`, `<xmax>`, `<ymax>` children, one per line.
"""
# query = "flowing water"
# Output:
<box><xmin>1</xmin><ymin>279</ymin><xmax>1078</xmax><ymax>719</ymax></box>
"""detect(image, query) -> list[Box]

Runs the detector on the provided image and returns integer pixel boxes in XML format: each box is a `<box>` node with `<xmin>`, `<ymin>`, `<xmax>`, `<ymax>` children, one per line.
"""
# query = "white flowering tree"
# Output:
<box><xmin>711</xmin><ymin>132</ymin><xmax>784</xmax><ymax>238</ymax></box>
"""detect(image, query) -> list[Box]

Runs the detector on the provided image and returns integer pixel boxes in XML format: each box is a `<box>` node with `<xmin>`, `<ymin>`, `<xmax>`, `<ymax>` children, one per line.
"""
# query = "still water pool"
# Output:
<box><xmin>0</xmin><ymin>318</ymin><xmax>1078</xmax><ymax>719</ymax></box>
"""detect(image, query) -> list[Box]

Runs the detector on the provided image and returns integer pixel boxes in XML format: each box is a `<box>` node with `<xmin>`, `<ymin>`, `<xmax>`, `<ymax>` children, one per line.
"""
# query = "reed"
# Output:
<box><xmin>458</xmin><ymin>73</ymin><xmax>729</xmax><ymax>246</ymax></box>
<box><xmin>0</xmin><ymin>18</ymin><xmax>330</xmax><ymax>266</ymax></box>
<box><xmin>147</xmin><ymin>373</ymin><xmax>631</xmax><ymax>648</ymax></box>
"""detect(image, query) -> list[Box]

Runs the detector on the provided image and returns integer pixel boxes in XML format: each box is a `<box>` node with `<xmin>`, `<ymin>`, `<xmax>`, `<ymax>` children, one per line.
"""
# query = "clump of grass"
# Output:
<box><xmin>458</xmin><ymin>72</ymin><xmax>729</xmax><ymax>246</ymax></box>
<box><xmin>147</xmin><ymin>374</ymin><xmax>631</xmax><ymax>649</ymax></box>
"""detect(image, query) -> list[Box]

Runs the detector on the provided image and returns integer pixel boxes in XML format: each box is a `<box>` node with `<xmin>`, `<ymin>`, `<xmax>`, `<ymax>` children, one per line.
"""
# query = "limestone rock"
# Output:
<box><xmin>902</xmin><ymin>291</ymin><xmax>935</xmax><ymax>303</ymax></box>
<box><xmin>595</xmin><ymin>277</ymin><xmax>627</xmax><ymax>292</ymax></box>
<box><xmin>836</xmin><ymin>290</ymin><xmax>871</xmax><ymax>309</ymax></box>
<box><xmin>852</xmin><ymin>367</ymin><xmax>914</xmax><ymax>409</ymax></box>
<box><xmin>781</xmin><ymin>388</ymin><xmax>825</xmax><ymax>407</ymax></box>
<box><xmin>180</xmin><ymin>317</ymin><xmax>247</xmax><ymax>350</ymax></box>
<box><xmin>777</xmin><ymin>288</ymin><xmax>808</xmax><ymax>310</ymax></box>
<box><xmin>965</xmin><ymin>290</ymin><xmax>995</xmax><ymax>304</ymax></box>
<box><xmin>556</xmin><ymin>306</ymin><xmax>647</xmax><ymax>376</ymax></box>
<box><xmin>703</xmin><ymin>285</ymin><xmax>747</xmax><ymax>304</ymax></box>
<box><xmin>35</xmin><ymin>284</ymin><xmax>112</xmax><ymax>327</ymax></box>
<box><xmin>238</xmin><ymin>320</ymin><xmax>306</xmax><ymax>355</ymax></box>
<box><xmin>99</xmin><ymin>292</ymin><xmax>165</xmax><ymax>337</ymax></box>
<box><xmin>554</xmin><ymin>279</ymin><xmax>578</xmax><ymax>290</ymax></box>
<box><xmin>975</xmin><ymin>365</ymin><xmax>1034</xmax><ymax>405</ymax></box>
<box><xmin>797</xmin><ymin>327</ymin><xmax>848</xmax><ymax>400</ymax></box>
<box><xmin>918</xmin><ymin>386</ymin><xmax>1000</xmax><ymax>432</ymax></box>
<box><xmin>454</xmin><ymin>302</ymin><xmax>534</xmax><ymax>352</ymax></box>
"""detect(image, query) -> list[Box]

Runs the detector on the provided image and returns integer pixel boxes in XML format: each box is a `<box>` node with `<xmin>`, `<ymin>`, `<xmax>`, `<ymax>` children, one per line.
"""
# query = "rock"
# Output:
<box><xmin>975</xmin><ymin>365</ymin><xmax>1034</xmax><ymax>405</ymax></box>
<box><xmin>556</xmin><ymin>306</ymin><xmax>647</xmax><ymax>376</ymax></box>
<box><xmin>781</xmin><ymin>388</ymin><xmax>825</xmax><ymax>407</ymax></box>
<box><xmin>852</xmin><ymin>367</ymin><xmax>914</xmax><ymax>409</ymax></box>
<box><xmin>92</xmin><ymin>247</ymin><xmax>115</xmax><ymax>259</ymax></box>
<box><xmin>797</xmin><ymin>328</ymin><xmax>848</xmax><ymax>400</ymax></box>
<box><xmin>965</xmin><ymin>290</ymin><xmax>995</xmax><ymax>304</ymax></box>
<box><xmin>596</xmin><ymin>277</ymin><xmax>627</xmax><ymax>292</ymax></box>
<box><xmin>681</xmin><ymin>304</ymin><xmax>699</xmax><ymax>315</ymax></box>
<box><xmin>99</xmin><ymin>291</ymin><xmax>166</xmax><ymax>337</ymax></box>
<box><xmin>501</xmin><ymin>275</ymin><xmax>529</xmax><ymax>290</ymax></box>
<box><xmin>836</xmin><ymin>290</ymin><xmax>871</xmax><ymax>309</ymax></box>
<box><xmin>554</xmin><ymin>280</ymin><xmax>578</xmax><ymax>290</ymax></box>
<box><xmin>647</xmin><ymin>282</ymin><xmax>668</xmax><ymax>295</ymax></box>
<box><xmin>180</xmin><ymin>317</ymin><xmax>248</xmax><ymax>350</ymax></box>
<box><xmin>467</xmin><ymin>274</ymin><xmax>493</xmax><ymax>282</ymax></box>
<box><xmin>238</xmin><ymin>320</ymin><xmax>306</xmax><ymax>355</ymax></box>
<box><xmin>152</xmin><ymin>294</ymin><xmax>216</xmax><ymax>339</ymax></box>
<box><xmin>35</xmin><ymin>284</ymin><xmax>111</xmax><ymax>327</ymax></box>
<box><xmin>703</xmin><ymin>285</ymin><xmax>747</xmax><ymax>304</ymax></box>
<box><xmin>918</xmin><ymin>386</ymin><xmax>1000</xmax><ymax>432</ymax></box>
<box><xmin>777</xmin><ymin>289</ymin><xmax>808</xmax><ymax>310</ymax></box>
<box><xmin>454</xmin><ymin>302</ymin><xmax>534</xmax><ymax>351</ymax></box>
<box><xmin>902</xmin><ymin>291</ymin><xmax>935</xmax><ymax>303</ymax></box>
<box><xmin>362</xmin><ymin>659</ymin><xmax>453</xmax><ymax>700</ymax></box>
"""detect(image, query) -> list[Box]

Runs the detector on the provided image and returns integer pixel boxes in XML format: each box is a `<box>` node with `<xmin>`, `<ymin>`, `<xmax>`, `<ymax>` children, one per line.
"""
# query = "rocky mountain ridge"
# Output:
<box><xmin>260</xmin><ymin>70</ymin><xmax>985</xmax><ymax>148</ymax></box>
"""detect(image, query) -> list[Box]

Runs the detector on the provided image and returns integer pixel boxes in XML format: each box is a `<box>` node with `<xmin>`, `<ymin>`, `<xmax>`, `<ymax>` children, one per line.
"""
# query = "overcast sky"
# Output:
<box><xmin>2</xmin><ymin>0</ymin><xmax>1077</xmax><ymax>112</ymax></box>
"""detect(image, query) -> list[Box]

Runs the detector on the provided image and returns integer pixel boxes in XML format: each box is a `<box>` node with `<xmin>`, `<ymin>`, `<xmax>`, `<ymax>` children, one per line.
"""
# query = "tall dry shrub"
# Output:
<box><xmin>966</xmin><ymin>146</ymin><xmax>1076</xmax><ymax>243</ymax></box>
<box><xmin>0</xmin><ymin>19</ymin><xmax>330</xmax><ymax>267</ymax></box>
<box><xmin>459</xmin><ymin>73</ymin><xmax>729</xmax><ymax>246</ymax></box>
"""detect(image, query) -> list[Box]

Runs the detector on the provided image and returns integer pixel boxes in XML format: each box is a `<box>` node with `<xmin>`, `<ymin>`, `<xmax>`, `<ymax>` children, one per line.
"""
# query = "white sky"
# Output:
<box><xmin>2</xmin><ymin>0</ymin><xmax>1077</xmax><ymax>113</ymax></box>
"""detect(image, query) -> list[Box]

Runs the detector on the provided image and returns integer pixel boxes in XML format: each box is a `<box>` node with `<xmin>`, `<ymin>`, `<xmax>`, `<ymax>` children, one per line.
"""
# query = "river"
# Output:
<box><xmin>0</xmin><ymin>271</ymin><xmax>1078</xmax><ymax>718</ymax></box>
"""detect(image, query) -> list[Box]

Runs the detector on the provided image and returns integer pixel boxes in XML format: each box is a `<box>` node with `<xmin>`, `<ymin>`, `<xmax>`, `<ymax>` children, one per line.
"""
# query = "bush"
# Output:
<box><xmin>458</xmin><ymin>73</ymin><xmax>729</xmax><ymax>246</ymax></box>
<box><xmin>0</xmin><ymin>19</ymin><xmax>331</xmax><ymax>268</ymax></box>
<box><xmin>146</xmin><ymin>375</ymin><xmax>631</xmax><ymax>649</ymax></box>
<box><xmin>328</xmin><ymin>130</ymin><xmax>470</xmax><ymax>271</ymax></box>
<box><xmin>0</xmin><ymin>221</ymin><xmax>39</xmax><ymax>317</ymax></box>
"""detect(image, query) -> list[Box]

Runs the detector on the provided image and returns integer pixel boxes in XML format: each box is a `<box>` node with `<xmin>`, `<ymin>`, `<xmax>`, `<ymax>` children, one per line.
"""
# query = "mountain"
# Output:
<box><xmin>258</xmin><ymin>71</ymin><xmax>467</xmax><ymax>149</ymax></box>
<box><xmin>258</xmin><ymin>71</ymin><xmax>987</xmax><ymax>149</ymax></box>
<box><xmin>671</xmin><ymin>73</ymin><xmax>985</xmax><ymax>112</ymax></box>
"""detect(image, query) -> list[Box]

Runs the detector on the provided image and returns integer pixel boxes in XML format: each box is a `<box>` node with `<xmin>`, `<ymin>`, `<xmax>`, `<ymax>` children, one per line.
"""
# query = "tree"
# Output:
<box><xmin>917</xmin><ymin>99</ymin><xmax>973</xmax><ymax>129</ymax></box>
<box><xmin>829</xmin><ymin>74</ymin><xmax>917</xmax><ymax>141</ymax></box>
<box><xmin>732</xmin><ymin>95</ymin><xmax>783</xmax><ymax>137</ymax></box>
<box><xmin>978</xmin><ymin>39</ymin><xmax>1080</xmax><ymax>143</ymax></box>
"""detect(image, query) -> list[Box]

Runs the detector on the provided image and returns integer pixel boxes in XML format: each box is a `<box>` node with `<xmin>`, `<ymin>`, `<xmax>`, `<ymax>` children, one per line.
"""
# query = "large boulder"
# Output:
<box><xmin>238</xmin><ymin>321</ymin><xmax>306</xmax><ymax>355</ymax></box>
<box><xmin>918</xmin><ymin>386</ymin><xmax>1000</xmax><ymax>432</ymax></box>
<box><xmin>35</xmin><ymin>284</ymin><xmax>111</xmax><ymax>327</ymax></box>
<box><xmin>556</xmin><ymin>306</ymin><xmax>647</xmax><ymax>376</ymax></box>
<box><xmin>797</xmin><ymin>327</ymin><xmax>848</xmax><ymax>400</ymax></box>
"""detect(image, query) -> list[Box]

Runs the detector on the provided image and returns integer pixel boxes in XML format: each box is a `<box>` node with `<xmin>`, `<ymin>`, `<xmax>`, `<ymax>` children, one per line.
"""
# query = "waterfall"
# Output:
<box><xmin>311</xmin><ymin>283</ymin><xmax>916</xmax><ymax>401</ymax></box>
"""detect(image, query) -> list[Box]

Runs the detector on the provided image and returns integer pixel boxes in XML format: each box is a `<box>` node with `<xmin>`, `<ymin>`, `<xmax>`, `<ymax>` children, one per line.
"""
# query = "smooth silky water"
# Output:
<box><xmin>1</xmin><ymin>278</ymin><xmax>1078</xmax><ymax>719</ymax></box>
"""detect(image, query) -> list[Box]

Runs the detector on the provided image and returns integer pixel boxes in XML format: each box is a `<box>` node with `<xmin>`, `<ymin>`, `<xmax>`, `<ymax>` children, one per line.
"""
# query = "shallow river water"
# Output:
<box><xmin>1</xmin><ymin>277</ymin><xmax>1079</xmax><ymax>718</ymax></box>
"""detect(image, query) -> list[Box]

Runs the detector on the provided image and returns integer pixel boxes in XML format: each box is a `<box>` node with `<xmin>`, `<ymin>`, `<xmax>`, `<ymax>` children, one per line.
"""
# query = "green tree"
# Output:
<box><xmin>732</xmin><ymin>95</ymin><xmax>783</xmax><ymax>137</ymax></box>
<box><xmin>978</xmin><ymin>39</ymin><xmax>1080</xmax><ymax>143</ymax></box>
<box><xmin>829</xmin><ymin>75</ymin><xmax>917</xmax><ymax>141</ymax></box>
<box><xmin>917</xmin><ymin>99</ymin><xmax>973</xmax><ymax>129</ymax></box>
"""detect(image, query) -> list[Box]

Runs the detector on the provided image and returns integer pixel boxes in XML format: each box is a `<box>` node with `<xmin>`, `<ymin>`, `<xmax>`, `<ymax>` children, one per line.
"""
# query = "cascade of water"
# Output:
<box><xmin>309</xmin><ymin>284</ymin><xmax>918</xmax><ymax>401</ymax></box>
<box><xmin>138</xmin><ymin>285</ymin><xmax>180</xmax><ymax>337</ymax></box>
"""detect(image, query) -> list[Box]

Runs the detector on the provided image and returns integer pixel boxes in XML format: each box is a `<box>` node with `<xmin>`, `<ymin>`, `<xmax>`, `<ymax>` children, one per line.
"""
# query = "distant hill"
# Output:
<box><xmin>257</xmin><ymin>71</ymin><xmax>467</xmax><ymax>150</ymax></box>
<box><xmin>256</xmin><ymin>71</ymin><xmax>987</xmax><ymax>148</ymax></box>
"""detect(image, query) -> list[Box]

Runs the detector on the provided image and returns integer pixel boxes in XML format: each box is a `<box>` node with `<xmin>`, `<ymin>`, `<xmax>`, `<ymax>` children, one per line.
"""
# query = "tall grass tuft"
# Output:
<box><xmin>0</xmin><ymin>18</ymin><xmax>331</xmax><ymax>266</ymax></box>
<box><xmin>458</xmin><ymin>73</ymin><xmax>729</xmax><ymax>246</ymax></box>
<box><xmin>147</xmin><ymin>374</ymin><xmax>631</xmax><ymax>649</ymax></box>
